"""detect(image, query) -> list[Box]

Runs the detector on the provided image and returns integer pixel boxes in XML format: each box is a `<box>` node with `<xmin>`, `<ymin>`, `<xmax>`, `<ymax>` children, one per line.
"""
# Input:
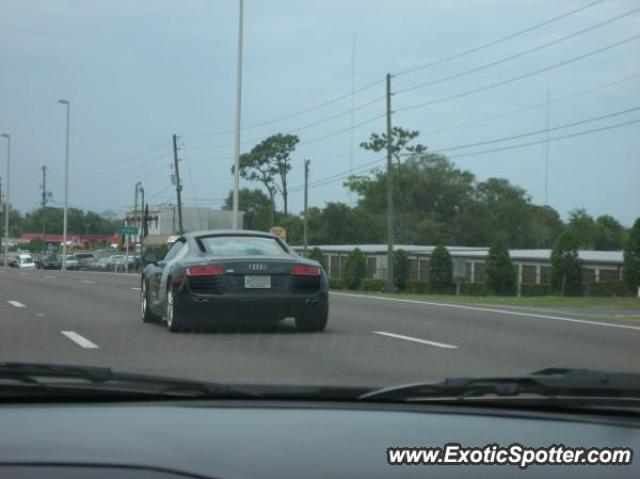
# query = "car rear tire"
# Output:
<box><xmin>165</xmin><ymin>287</ymin><xmax>187</xmax><ymax>333</ymax></box>
<box><xmin>295</xmin><ymin>305</ymin><xmax>328</xmax><ymax>332</ymax></box>
<box><xmin>141</xmin><ymin>279</ymin><xmax>160</xmax><ymax>323</ymax></box>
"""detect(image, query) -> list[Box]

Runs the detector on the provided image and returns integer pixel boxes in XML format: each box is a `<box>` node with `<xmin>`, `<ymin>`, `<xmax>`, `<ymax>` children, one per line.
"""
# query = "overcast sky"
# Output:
<box><xmin>1</xmin><ymin>0</ymin><xmax>639</xmax><ymax>225</ymax></box>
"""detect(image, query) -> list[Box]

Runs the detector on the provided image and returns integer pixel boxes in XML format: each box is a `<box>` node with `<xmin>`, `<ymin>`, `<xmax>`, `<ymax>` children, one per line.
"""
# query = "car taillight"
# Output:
<box><xmin>185</xmin><ymin>264</ymin><xmax>224</xmax><ymax>276</ymax></box>
<box><xmin>291</xmin><ymin>264</ymin><xmax>321</xmax><ymax>276</ymax></box>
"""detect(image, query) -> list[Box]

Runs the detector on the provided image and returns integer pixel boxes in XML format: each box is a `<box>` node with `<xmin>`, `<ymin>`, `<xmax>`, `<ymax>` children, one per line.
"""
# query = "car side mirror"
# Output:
<box><xmin>143</xmin><ymin>251</ymin><xmax>159</xmax><ymax>266</ymax></box>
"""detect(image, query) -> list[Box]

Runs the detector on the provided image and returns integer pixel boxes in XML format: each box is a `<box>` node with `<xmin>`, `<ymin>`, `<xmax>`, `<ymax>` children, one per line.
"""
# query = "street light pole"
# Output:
<box><xmin>58</xmin><ymin>99</ymin><xmax>70</xmax><ymax>271</ymax></box>
<box><xmin>231</xmin><ymin>0</ymin><xmax>244</xmax><ymax>230</ymax></box>
<box><xmin>1</xmin><ymin>133</ymin><xmax>10</xmax><ymax>267</ymax></box>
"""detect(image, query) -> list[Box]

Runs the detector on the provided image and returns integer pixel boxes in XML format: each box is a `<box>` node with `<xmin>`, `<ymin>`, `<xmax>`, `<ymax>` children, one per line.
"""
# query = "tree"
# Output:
<box><xmin>306</xmin><ymin>247</ymin><xmax>326</xmax><ymax>270</ymax></box>
<box><xmin>527</xmin><ymin>205</ymin><xmax>564</xmax><ymax>248</ymax></box>
<box><xmin>26</xmin><ymin>237</ymin><xmax>45</xmax><ymax>253</ymax></box>
<box><xmin>566</xmin><ymin>208</ymin><xmax>596</xmax><ymax>249</ymax></box>
<box><xmin>342</xmin><ymin>248</ymin><xmax>367</xmax><ymax>290</ymax></box>
<box><xmin>393</xmin><ymin>249</ymin><xmax>409</xmax><ymax>291</ymax></box>
<box><xmin>593</xmin><ymin>215</ymin><xmax>624</xmax><ymax>251</ymax></box>
<box><xmin>235</xmin><ymin>133</ymin><xmax>299</xmax><ymax>217</ymax></box>
<box><xmin>223</xmin><ymin>188</ymin><xmax>272</xmax><ymax>231</ymax></box>
<box><xmin>475</xmin><ymin>178</ymin><xmax>533</xmax><ymax>248</ymax></box>
<box><xmin>429</xmin><ymin>245</ymin><xmax>453</xmax><ymax>293</ymax></box>
<box><xmin>274</xmin><ymin>212</ymin><xmax>303</xmax><ymax>245</ymax></box>
<box><xmin>551</xmin><ymin>231</ymin><xmax>583</xmax><ymax>296</ymax></box>
<box><xmin>623</xmin><ymin>218</ymin><xmax>640</xmax><ymax>291</ymax></box>
<box><xmin>485</xmin><ymin>240</ymin><xmax>516</xmax><ymax>296</ymax></box>
<box><xmin>346</xmin><ymin>152</ymin><xmax>475</xmax><ymax>244</ymax></box>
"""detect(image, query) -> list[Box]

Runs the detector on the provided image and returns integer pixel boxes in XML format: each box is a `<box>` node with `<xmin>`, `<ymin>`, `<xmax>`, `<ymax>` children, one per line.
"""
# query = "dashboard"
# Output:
<box><xmin>0</xmin><ymin>400</ymin><xmax>638</xmax><ymax>478</ymax></box>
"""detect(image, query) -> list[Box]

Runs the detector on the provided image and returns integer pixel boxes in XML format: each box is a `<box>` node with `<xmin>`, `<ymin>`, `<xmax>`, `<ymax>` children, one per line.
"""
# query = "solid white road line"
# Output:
<box><xmin>334</xmin><ymin>292</ymin><xmax>640</xmax><ymax>332</ymax></box>
<box><xmin>45</xmin><ymin>275</ymin><xmax>56</xmax><ymax>279</ymax></box>
<box><xmin>372</xmin><ymin>331</ymin><xmax>458</xmax><ymax>349</ymax></box>
<box><xmin>81</xmin><ymin>280</ymin><xmax>95</xmax><ymax>284</ymax></box>
<box><xmin>61</xmin><ymin>331</ymin><xmax>99</xmax><ymax>349</ymax></box>
<box><xmin>7</xmin><ymin>300</ymin><xmax>26</xmax><ymax>308</ymax></box>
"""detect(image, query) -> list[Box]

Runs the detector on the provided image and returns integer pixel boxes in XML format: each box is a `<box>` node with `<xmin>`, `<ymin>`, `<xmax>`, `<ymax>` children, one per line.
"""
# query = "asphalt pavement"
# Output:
<box><xmin>1</xmin><ymin>267</ymin><xmax>639</xmax><ymax>387</ymax></box>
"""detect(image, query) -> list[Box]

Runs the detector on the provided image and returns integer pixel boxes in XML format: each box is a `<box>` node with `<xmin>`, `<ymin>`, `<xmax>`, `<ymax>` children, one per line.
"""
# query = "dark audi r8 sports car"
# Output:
<box><xmin>140</xmin><ymin>230</ymin><xmax>329</xmax><ymax>332</ymax></box>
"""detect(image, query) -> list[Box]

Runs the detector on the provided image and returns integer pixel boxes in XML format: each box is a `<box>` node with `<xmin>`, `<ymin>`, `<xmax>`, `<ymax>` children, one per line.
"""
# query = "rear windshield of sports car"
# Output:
<box><xmin>199</xmin><ymin>236</ymin><xmax>288</xmax><ymax>257</ymax></box>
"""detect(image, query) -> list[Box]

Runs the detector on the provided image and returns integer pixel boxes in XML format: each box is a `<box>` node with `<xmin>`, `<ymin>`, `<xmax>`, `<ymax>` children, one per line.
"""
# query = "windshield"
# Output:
<box><xmin>200</xmin><ymin>235</ymin><xmax>288</xmax><ymax>256</ymax></box>
<box><xmin>0</xmin><ymin>0</ymin><xmax>638</xmax><ymax>401</ymax></box>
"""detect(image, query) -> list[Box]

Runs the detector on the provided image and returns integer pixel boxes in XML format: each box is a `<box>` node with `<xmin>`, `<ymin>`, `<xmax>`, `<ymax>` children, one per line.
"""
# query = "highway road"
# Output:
<box><xmin>1</xmin><ymin>267</ymin><xmax>639</xmax><ymax>387</ymax></box>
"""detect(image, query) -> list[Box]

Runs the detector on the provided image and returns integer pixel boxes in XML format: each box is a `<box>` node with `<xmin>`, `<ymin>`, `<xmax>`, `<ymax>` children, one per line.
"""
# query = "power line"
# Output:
<box><xmin>290</xmin><ymin>116</ymin><xmax>640</xmax><ymax>193</ymax></box>
<box><xmin>395</xmin><ymin>0</ymin><xmax>604</xmax><ymax>77</ymax></box>
<box><xmin>395</xmin><ymin>6</ymin><xmax>640</xmax><ymax>96</ymax></box>
<box><xmin>419</xmin><ymin>72</ymin><xmax>640</xmax><ymax>137</ymax></box>
<box><xmin>147</xmin><ymin>184</ymin><xmax>174</xmax><ymax>202</ymax></box>
<box><xmin>77</xmin><ymin>152</ymin><xmax>171</xmax><ymax>179</ymax></box>
<box><xmin>180</xmin><ymin>142</ymin><xmax>198</xmax><ymax>199</ymax></box>
<box><xmin>447</xmin><ymin>117</ymin><xmax>640</xmax><ymax>159</ymax></box>
<box><xmin>435</xmin><ymin>105</ymin><xmax>640</xmax><ymax>153</ymax></box>
<box><xmin>85</xmin><ymin>142</ymin><xmax>170</xmax><ymax>172</ymax></box>
<box><xmin>296</xmin><ymin>113</ymin><xmax>385</xmax><ymax>147</ymax></box>
<box><xmin>396</xmin><ymin>32</ymin><xmax>640</xmax><ymax>113</ymax></box>
<box><xmin>181</xmin><ymin>78</ymin><xmax>385</xmax><ymax>138</ymax></box>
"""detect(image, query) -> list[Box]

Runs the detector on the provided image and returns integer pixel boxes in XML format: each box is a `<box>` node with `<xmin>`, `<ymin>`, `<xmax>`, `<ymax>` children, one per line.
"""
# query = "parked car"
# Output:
<box><xmin>16</xmin><ymin>254</ymin><xmax>36</xmax><ymax>270</ymax></box>
<box><xmin>61</xmin><ymin>254</ymin><xmax>80</xmax><ymax>270</ymax></box>
<box><xmin>41</xmin><ymin>254</ymin><xmax>62</xmax><ymax>270</ymax></box>
<box><xmin>89</xmin><ymin>257</ymin><xmax>112</xmax><ymax>271</ymax></box>
<box><xmin>75</xmin><ymin>252</ymin><xmax>95</xmax><ymax>270</ymax></box>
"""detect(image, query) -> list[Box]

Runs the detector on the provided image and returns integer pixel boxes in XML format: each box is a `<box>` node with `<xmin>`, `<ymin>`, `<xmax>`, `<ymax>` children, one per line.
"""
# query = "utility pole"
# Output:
<box><xmin>40</xmin><ymin>166</ymin><xmax>48</xmax><ymax>209</ymax></box>
<box><xmin>172</xmin><ymin>134</ymin><xmax>184</xmax><ymax>234</ymax></box>
<box><xmin>385</xmin><ymin>73</ymin><xmax>394</xmax><ymax>292</ymax></box>
<box><xmin>1</xmin><ymin>133</ymin><xmax>11</xmax><ymax>267</ymax></box>
<box><xmin>544</xmin><ymin>87</ymin><xmax>551</xmax><ymax>206</ymax></box>
<box><xmin>231</xmin><ymin>0</ymin><xmax>244</xmax><ymax>230</ymax></box>
<box><xmin>303</xmin><ymin>159</ymin><xmax>310</xmax><ymax>256</ymax></box>
<box><xmin>140</xmin><ymin>187</ymin><xmax>145</xmax><ymax>262</ymax></box>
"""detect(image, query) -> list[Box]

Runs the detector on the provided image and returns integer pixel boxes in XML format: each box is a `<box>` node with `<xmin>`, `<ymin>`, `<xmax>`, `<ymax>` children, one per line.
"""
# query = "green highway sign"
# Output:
<box><xmin>118</xmin><ymin>226</ymin><xmax>139</xmax><ymax>235</ymax></box>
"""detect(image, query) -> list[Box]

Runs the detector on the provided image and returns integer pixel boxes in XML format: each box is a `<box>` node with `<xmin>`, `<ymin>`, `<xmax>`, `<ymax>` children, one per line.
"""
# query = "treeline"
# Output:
<box><xmin>2</xmin><ymin>206</ymin><xmax>121</xmax><ymax>237</ymax></box>
<box><xmin>306</xmin><ymin>218</ymin><xmax>640</xmax><ymax>297</ymax></box>
<box><xmin>225</xmin><ymin>127</ymin><xmax>628</xmax><ymax>250</ymax></box>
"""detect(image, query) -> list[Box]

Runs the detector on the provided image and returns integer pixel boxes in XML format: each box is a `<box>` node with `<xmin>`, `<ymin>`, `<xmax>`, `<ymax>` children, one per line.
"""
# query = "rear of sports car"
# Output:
<box><xmin>172</xmin><ymin>257</ymin><xmax>329</xmax><ymax>331</ymax></box>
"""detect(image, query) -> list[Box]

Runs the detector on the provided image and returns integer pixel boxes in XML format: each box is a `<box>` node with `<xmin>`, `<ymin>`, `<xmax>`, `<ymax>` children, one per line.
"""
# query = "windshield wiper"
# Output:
<box><xmin>360</xmin><ymin>368</ymin><xmax>640</xmax><ymax>402</ymax></box>
<box><xmin>0</xmin><ymin>362</ymin><xmax>260</xmax><ymax>399</ymax></box>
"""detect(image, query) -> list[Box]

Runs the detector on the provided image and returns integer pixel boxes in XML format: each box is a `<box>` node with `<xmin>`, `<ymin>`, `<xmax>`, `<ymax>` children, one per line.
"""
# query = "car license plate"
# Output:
<box><xmin>244</xmin><ymin>275</ymin><xmax>271</xmax><ymax>289</ymax></box>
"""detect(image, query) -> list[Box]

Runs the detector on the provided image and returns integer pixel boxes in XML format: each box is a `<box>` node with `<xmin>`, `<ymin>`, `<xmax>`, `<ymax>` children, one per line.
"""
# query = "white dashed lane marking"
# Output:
<box><xmin>61</xmin><ymin>331</ymin><xmax>99</xmax><ymax>349</ymax></box>
<box><xmin>131</xmin><ymin>287</ymin><xmax>141</xmax><ymax>291</ymax></box>
<box><xmin>7</xmin><ymin>300</ymin><xmax>26</xmax><ymax>308</ymax></box>
<box><xmin>81</xmin><ymin>280</ymin><xmax>95</xmax><ymax>284</ymax></box>
<box><xmin>372</xmin><ymin>331</ymin><xmax>458</xmax><ymax>350</ymax></box>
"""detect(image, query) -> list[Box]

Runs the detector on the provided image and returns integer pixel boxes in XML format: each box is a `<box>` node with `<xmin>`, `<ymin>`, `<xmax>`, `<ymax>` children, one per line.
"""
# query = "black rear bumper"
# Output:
<box><xmin>174</xmin><ymin>289</ymin><xmax>328</xmax><ymax>324</ymax></box>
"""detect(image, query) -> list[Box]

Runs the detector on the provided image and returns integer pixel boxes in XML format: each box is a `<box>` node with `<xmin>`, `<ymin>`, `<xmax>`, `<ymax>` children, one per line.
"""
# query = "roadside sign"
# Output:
<box><xmin>270</xmin><ymin>226</ymin><xmax>287</xmax><ymax>241</ymax></box>
<box><xmin>118</xmin><ymin>226</ymin><xmax>139</xmax><ymax>235</ymax></box>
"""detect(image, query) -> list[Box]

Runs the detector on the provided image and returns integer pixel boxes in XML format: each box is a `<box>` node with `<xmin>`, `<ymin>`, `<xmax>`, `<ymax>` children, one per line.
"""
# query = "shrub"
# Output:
<box><xmin>623</xmin><ymin>217</ymin><xmax>640</xmax><ymax>290</ymax></box>
<box><xmin>342</xmin><ymin>248</ymin><xmax>367</xmax><ymax>290</ymax></box>
<box><xmin>485</xmin><ymin>240</ymin><xmax>516</xmax><ymax>296</ymax></box>
<box><xmin>393</xmin><ymin>249</ymin><xmax>409</xmax><ymax>291</ymax></box>
<box><xmin>361</xmin><ymin>278</ymin><xmax>385</xmax><ymax>292</ymax></box>
<box><xmin>406</xmin><ymin>280</ymin><xmax>429</xmax><ymax>294</ymax></box>
<box><xmin>551</xmin><ymin>231</ymin><xmax>583</xmax><ymax>296</ymax></box>
<box><xmin>521</xmin><ymin>283</ymin><xmax>552</xmax><ymax>297</ymax></box>
<box><xmin>459</xmin><ymin>282</ymin><xmax>488</xmax><ymax>296</ymax></box>
<box><xmin>585</xmin><ymin>280</ymin><xmax>632</xmax><ymax>297</ymax></box>
<box><xmin>429</xmin><ymin>245</ymin><xmax>453</xmax><ymax>294</ymax></box>
<box><xmin>329</xmin><ymin>278</ymin><xmax>346</xmax><ymax>290</ymax></box>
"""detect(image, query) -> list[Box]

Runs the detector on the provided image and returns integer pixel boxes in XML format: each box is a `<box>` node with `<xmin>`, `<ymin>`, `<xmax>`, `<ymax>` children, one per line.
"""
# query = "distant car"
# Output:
<box><xmin>63</xmin><ymin>254</ymin><xmax>80</xmax><ymax>270</ymax></box>
<box><xmin>75</xmin><ymin>253</ymin><xmax>95</xmax><ymax>270</ymax></box>
<box><xmin>16</xmin><ymin>254</ymin><xmax>36</xmax><ymax>270</ymax></box>
<box><xmin>41</xmin><ymin>254</ymin><xmax>62</xmax><ymax>270</ymax></box>
<box><xmin>89</xmin><ymin>257</ymin><xmax>112</xmax><ymax>271</ymax></box>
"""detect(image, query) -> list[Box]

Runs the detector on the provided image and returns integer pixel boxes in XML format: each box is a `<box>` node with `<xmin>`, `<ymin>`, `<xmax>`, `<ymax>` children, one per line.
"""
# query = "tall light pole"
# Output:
<box><xmin>58</xmin><ymin>99</ymin><xmax>70</xmax><ymax>270</ymax></box>
<box><xmin>231</xmin><ymin>0</ymin><xmax>244</xmax><ymax>230</ymax></box>
<box><xmin>1</xmin><ymin>133</ymin><xmax>10</xmax><ymax>267</ymax></box>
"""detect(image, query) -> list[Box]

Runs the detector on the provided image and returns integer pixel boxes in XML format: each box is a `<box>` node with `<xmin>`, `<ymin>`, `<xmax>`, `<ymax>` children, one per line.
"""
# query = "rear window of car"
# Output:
<box><xmin>199</xmin><ymin>236</ymin><xmax>288</xmax><ymax>256</ymax></box>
